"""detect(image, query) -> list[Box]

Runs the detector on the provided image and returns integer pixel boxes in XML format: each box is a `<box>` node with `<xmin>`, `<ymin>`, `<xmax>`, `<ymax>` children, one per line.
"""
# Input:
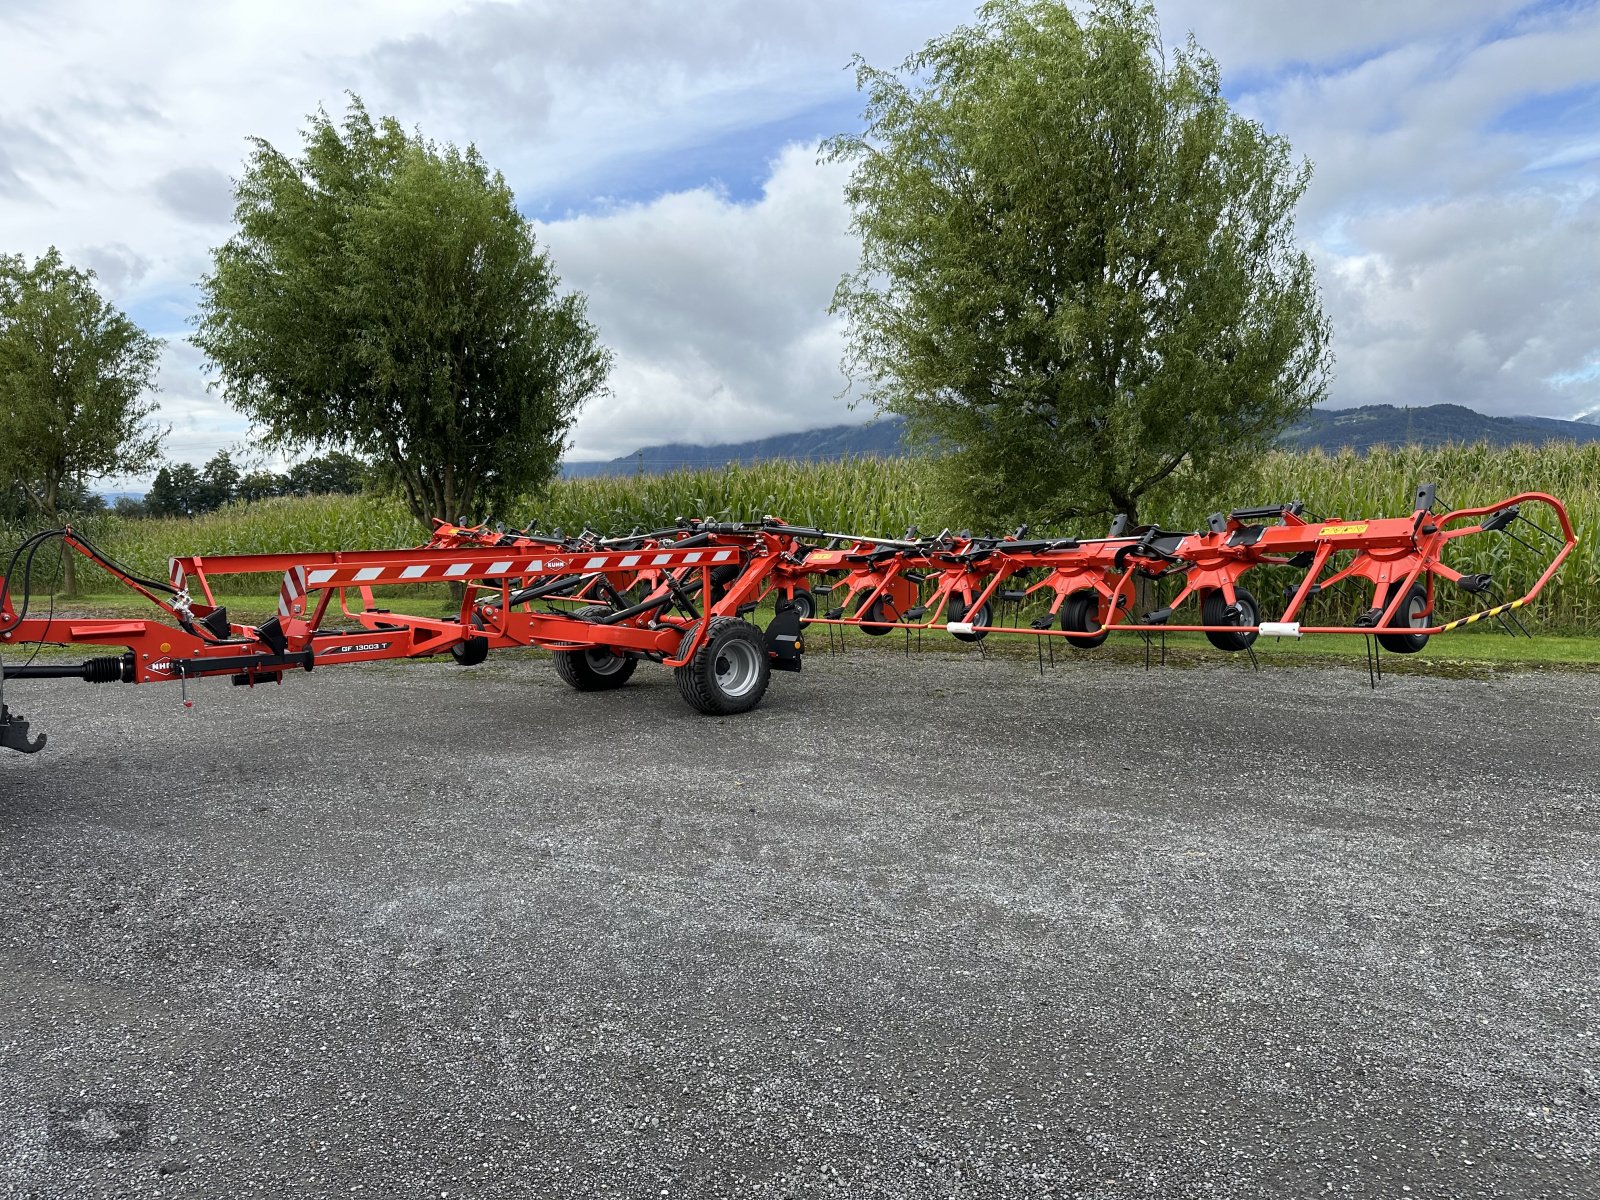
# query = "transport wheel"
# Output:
<box><xmin>675</xmin><ymin>617</ymin><xmax>771</xmax><ymax>715</ymax></box>
<box><xmin>1059</xmin><ymin>589</ymin><xmax>1109</xmax><ymax>650</ymax></box>
<box><xmin>785</xmin><ymin>588</ymin><xmax>816</xmax><ymax>623</ymax></box>
<box><xmin>1375</xmin><ymin>583</ymin><xmax>1431</xmax><ymax>654</ymax></box>
<box><xmin>946</xmin><ymin>593</ymin><xmax>992</xmax><ymax>643</ymax></box>
<box><xmin>857</xmin><ymin>596</ymin><xmax>897</xmax><ymax>636</ymax></box>
<box><xmin>552</xmin><ymin>605</ymin><xmax>638</xmax><ymax>691</ymax></box>
<box><xmin>1201</xmin><ymin>587</ymin><xmax>1260</xmax><ymax>653</ymax></box>
<box><xmin>450</xmin><ymin>635</ymin><xmax>489</xmax><ymax>665</ymax></box>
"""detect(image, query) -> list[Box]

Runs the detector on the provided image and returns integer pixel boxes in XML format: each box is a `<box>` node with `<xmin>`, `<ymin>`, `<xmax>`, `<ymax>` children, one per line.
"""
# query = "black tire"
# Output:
<box><xmin>552</xmin><ymin>605</ymin><xmax>638</xmax><ymax>691</ymax></box>
<box><xmin>946</xmin><ymin>593</ymin><xmax>992</xmax><ymax>642</ymax></box>
<box><xmin>1060</xmin><ymin>589</ymin><xmax>1109</xmax><ymax>650</ymax></box>
<box><xmin>1376</xmin><ymin>584</ymin><xmax>1431</xmax><ymax>654</ymax></box>
<box><xmin>1201</xmin><ymin>587</ymin><xmax>1260</xmax><ymax>653</ymax></box>
<box><xmin>784</xmin><ymin>588</ymin><xmax>816</xmax><ymax>623</ymax></box>
<box><xmin>857</xmin><ymin>596</ymin><xmax>897</xmax><ymax>636</ymax></box>
<box><xmin>450</xmin><ymin>635</ymin><xmax>489</xmax><ymax>665</ymax></box>
<box><xmin>675</xmin><ymin>617</ymin><xmax>771</xmax><ymax>715</ymax></box>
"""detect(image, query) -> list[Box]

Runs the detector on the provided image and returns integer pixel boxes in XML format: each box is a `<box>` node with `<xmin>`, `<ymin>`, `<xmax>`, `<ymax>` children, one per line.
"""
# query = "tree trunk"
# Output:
<box><xmin>1115</xmin><ymin>498</ymin><xmax>1159</xmax><ymax>621</ymax></box>
<box><xmin>40</xmin><ymin>477</ymin><xmax>77</xmax><ymax>599</ymax></box>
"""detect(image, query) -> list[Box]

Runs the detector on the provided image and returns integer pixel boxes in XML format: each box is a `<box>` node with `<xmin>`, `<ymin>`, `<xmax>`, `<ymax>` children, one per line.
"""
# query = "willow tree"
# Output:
<box><xmin>827</xmin><ymin>0</ymin><xmax>1332</xmax><ymax>530</ymax></box>
<box><xmin>195</xmin><ymin>97</ymin><xmax>611</xmax><ymax>530</ymax></box>
<box><xmin>0</xmin><ymin>248</ymin><xmax>163</xmax><ymax>594</ymax></box>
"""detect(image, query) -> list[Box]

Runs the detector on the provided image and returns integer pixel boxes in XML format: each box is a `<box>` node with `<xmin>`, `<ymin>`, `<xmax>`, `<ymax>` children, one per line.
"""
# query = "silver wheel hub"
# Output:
<box><xmin>713</xmin><ymin>638</ymin><xmax>761</xmax><ymax>699</ymax></box>
<box><xmin>584</xmin><ymin>648</ymin><xmax>627</xmax><ymax>675</ymax></box>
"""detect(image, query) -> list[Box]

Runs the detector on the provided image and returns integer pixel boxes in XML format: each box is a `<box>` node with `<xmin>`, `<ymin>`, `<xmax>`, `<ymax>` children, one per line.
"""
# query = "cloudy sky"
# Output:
<box><xmin>3</xmin><ymin>0</ymin><xmax>1598</xmax><ymax>482</ymax></box>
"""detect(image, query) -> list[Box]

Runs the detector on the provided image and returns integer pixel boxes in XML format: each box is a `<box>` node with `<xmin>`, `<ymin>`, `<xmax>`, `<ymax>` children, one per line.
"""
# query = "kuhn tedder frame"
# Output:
<box><xmin>0</xmin><ymin>484</ymin><xmax>1576</xmax><ymax>753</ymax></box>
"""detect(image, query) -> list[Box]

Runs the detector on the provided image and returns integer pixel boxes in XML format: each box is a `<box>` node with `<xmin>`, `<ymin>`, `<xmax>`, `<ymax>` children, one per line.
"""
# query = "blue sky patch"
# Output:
<box><xmin>527</xmin><ymin>93</ymin><xmax>865</xmax><ymax>219</ymax></box>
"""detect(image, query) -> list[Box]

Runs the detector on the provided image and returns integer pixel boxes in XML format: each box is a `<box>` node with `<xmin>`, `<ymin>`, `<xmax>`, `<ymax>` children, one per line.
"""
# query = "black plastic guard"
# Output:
<box><xmin>766</xmin><ymin>605</ymin><xmax>804</xmax><ymax>672</ymax></box>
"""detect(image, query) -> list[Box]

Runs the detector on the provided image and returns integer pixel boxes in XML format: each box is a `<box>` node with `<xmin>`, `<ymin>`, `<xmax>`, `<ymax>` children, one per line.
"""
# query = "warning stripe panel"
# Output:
<box><xmin>258</xmin><ymin>546</ymin><xmax>745</xmax><ymax>589</ymax></box>
<box><xmin>1438</xmin><ymin>597</ymin><xmax>1524</xmax><ymax>633</ymax></box>
<box><xmin>278</xmin><ymin>565</ymin><xmax>308</xmax><ymax>617</ymax></box>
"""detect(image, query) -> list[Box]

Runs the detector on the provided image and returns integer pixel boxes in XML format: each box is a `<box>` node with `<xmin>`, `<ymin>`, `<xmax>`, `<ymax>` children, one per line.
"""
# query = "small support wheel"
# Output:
<box><xmin>675</xmin><ymin>617</ymin><xmax>772</xmax><ymax>715</ymax></box>
<box><xmin>946</xmin><ymin>593</ymin><xmax>992</xmax><ymax>642</ymax></box>
<box><xmin>1376</xmin><ymin>583</ymin><xmax>1431</xmax><ymax>654</ymax></box>
<box><xmin>1059</xmin><ymin>590</ymin><xmax>1109</xmax><ymax>650</ymax></box>
<box><xmin>552</xmin><ymin>605</ymin><xmax>638</xmax><ymax>691</ymax></box>
<box><xmin>1201</xmin><ymin>587</ymin><xmax>1260</xmax><ymax>653</ymax></box>
<box><xmin>785</xmin><ymin>588</ymin><xmax>816</xmax><ymax>623</ymax></box>
<box><xmin>857</xmin><ymin>596</ymin><xmax>897</xmax><ymax>636</ymax></box>
<box><xmin>450</xmin><ymin>635</ymin><xmax>489</xmax><ymax>666</ymax></box>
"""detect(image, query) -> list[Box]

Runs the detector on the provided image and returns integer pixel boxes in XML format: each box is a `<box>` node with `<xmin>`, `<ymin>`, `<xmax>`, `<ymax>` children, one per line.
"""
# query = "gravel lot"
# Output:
<box><xmin>1</xmin><ymin>643</ymin><xmax>1597</xmax><ymax>1199</ymax></box>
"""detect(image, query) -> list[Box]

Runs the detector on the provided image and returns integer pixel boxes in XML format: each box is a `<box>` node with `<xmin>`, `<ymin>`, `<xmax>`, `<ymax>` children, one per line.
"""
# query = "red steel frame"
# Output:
<box><xmin>0</xmin><ymin>487</ymin><xmax>1578</xmax><ymax>730</ymax></box>
<box><xmin>770</xmin><ymin>490</ymin><xmax>1575</xmax><ymax>643</ymax></box>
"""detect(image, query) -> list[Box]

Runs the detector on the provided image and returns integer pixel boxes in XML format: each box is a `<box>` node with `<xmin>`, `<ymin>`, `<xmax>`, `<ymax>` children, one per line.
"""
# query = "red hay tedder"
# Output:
<box><xmin>0</xmin><ymin>483</ymin><xmax>1576</xmax><ymax>754</ymax></box>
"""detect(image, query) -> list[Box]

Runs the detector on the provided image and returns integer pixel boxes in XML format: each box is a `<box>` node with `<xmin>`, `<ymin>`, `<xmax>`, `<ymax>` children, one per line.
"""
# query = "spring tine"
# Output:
<box><xmin>1502</xmin><ymin>528</ymin><xmax>1544</xmax><ymax>557</ymax></box>
<box><xmin>1515</xmin><ymin>513</ymin><xmax>1566</xmax><ymax>546</ymax></box>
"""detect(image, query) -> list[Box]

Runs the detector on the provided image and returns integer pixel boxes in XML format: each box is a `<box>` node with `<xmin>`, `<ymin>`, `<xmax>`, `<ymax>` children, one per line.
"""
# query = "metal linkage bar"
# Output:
<box><xmin>0</xmin><ymin>486</ymin><xmax>1578</xmax><ymax>751</ymax></box>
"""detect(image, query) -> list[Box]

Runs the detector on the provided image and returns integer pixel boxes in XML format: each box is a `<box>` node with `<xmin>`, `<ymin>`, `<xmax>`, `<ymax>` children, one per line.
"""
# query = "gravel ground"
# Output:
<box><xmin>0</xmin><ymin>643</ymin><xmax>1597</xmax><ymax>1199</ymax></box>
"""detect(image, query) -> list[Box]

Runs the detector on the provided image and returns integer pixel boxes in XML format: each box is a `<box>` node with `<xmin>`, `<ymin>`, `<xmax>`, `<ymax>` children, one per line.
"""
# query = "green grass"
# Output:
<box><xmin>22</xmin><ymin>589</ymin><xmax>457</xmax><ymax>625</ymax></box>
<box><xmin>7</xmin><ymin>583</ymin><xmax>1595</xmax><ymax>671</ymax></box>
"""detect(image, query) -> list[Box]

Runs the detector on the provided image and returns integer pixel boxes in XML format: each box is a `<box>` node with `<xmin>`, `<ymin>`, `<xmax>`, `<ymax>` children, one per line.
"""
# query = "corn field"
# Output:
<box><xmin>3</xmin><ymin>443</ymin><xmax>1597</xmax><ymax>629</ymax></box>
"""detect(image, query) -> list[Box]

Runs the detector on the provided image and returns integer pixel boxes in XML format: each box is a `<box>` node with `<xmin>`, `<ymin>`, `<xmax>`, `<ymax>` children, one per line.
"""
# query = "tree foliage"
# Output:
<box><xmin>194</xmin><ymin>97</ymin><xmax>612</xmax><ymax>530</ymax></box>
<box><xmin>145</xmin><ymin>462</ymin><xmax>206</xmax><ymax>518</ymax></box>
<box><xmin>0</xmin><ymin>247</ymin><xmax>163</xmax><ymax>591</ymax></box>
<box><xmin>144</xmin><ymin>450</ymin><xmax>369</xmax><ymax>517</ymax></box>
<box><xmin>827</xmin><ymin>0</ymin><xmax>1332</xmax><ymax>529</ymax></box>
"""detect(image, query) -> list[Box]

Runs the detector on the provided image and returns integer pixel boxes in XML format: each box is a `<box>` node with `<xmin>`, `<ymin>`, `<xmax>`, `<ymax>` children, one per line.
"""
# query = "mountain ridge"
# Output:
<box><xmin>562</xmin><ymin>403</ymin><xmax>1600</xmax><ymax>477</ymax></box>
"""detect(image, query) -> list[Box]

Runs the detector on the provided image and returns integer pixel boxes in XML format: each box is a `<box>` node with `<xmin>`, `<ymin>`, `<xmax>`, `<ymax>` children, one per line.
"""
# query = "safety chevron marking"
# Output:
<box><xmin>1437</xmin><ymin>598</ymin><xmax>1525</xmax><ymax>633</ymax></box>
<box><xmin>278</xmin><ymin>565</ymin><xmax>309</xmax><ymax>618</ymax></box>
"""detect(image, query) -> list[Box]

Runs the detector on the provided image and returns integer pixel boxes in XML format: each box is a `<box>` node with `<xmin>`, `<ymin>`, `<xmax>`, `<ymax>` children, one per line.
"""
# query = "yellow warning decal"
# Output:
<box><xmin>1319</xmin><ymin>522</ymin><xmax>1369</xmax><ymax>536</ymax></box>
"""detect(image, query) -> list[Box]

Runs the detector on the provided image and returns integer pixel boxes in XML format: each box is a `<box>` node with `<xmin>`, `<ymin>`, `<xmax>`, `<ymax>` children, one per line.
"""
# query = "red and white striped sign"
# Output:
<box><xmin>278</xmin><ymin>566</ymin><xmax>309</xmax><ymax>618</ymax></box>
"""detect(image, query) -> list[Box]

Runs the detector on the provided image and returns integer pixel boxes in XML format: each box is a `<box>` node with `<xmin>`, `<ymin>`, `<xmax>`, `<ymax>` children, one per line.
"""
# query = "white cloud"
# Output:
<box><xmin>1158</xmin><ymin>0</ymin><xmax>1530</xmax><ymax>70</ymax></box>
<box><xmin>1175</xmin><ymin>0</ymin><xmax>1600</xmax><ymax>417</ymax></box>
<box><xmin>539</xmin><ymin>144</ymin><xmax>857</xmax><ymax>459</ymax></box>
<box><xmin>4</xmin><ymin>0</ymin><xmax>1600</xmax><ymax>491</ymax></box>
<box><xmin>1314</xmin><ymin>185</ymin><xmax>1600</xmax><ymax>417</ymax></box>
<box><xmin>0</xmin><ymin>0</ymin><xmax>968</xmax><ymax>481</ymax></box>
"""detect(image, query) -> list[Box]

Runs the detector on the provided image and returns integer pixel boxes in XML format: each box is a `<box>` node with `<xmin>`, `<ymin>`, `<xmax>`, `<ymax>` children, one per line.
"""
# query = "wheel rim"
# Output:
<box><xmin>1404</xmin><ymin>591</ymin><xmax>1426</xmax><ymax>627</ymax></box>
<box><xmin>584</xmin><ymin>648</ymin><xmax>627</xmax><ymax>675</ymax></box>
<box><xmin>792</xmin><ymin>593</ymin><xmax>813</xmax><ymax>619</ymax></box>
<box><xmin>1235</xmin><ymin>595</ymin><xmax>1256</xmax><ymax>626</ymax></box>
<box><xmin>860</xmin><ymin>598</ymin><xmax>896</xmax><ymax>629</ymax></box>
<box><xmin>713</xmin><ymin>638</ymin><xmax>763</xmax><ymax>699</ymax></box>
